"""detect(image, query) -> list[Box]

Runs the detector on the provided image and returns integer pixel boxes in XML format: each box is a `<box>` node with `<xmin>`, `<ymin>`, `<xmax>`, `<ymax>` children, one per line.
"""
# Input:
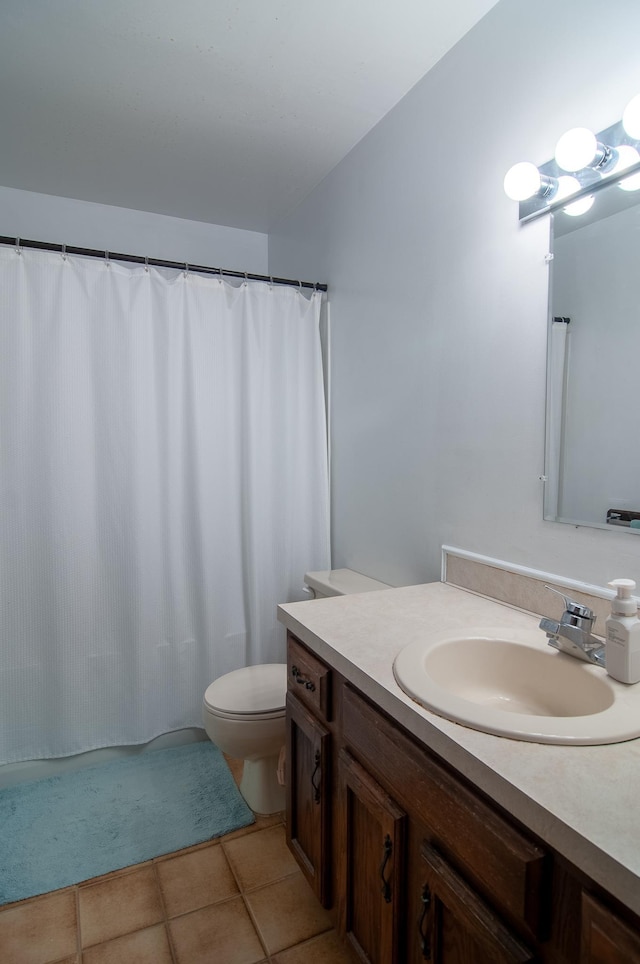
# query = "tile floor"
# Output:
<box><xmin>0</xmin><ymin>758</ymin><xmax>354</xmax><ymax>964</ymax></box>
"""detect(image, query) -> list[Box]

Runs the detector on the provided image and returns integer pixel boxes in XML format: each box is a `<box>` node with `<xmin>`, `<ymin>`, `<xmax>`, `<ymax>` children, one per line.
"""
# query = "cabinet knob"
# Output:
<box><xmin>291</xmin><ymin>665</ymin><xmax>316</xmax><ymax>691</ymax></box>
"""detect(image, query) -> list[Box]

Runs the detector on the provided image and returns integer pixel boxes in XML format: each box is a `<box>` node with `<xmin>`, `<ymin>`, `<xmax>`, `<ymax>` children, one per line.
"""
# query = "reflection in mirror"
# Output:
<box><xmin>544</xmin><ymin>177</ymin><xmax>640</xmax><ymax>532</ymax></box>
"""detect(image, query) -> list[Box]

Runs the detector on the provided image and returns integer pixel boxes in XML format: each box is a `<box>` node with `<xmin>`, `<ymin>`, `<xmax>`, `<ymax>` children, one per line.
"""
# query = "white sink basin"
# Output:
<box><xmin>393</xmin><ymin>628</ymin><xmax>640</xmax><ymax>745</ymax></box>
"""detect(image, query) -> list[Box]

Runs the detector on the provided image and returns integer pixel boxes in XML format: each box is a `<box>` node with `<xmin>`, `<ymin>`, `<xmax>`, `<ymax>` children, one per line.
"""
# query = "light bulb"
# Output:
<box><xmin>563</xmin><ymin>194</ymin><xmax>595</xmax><ymax>217</ymax></box>
<box><xmin>619</xmin><ymin>170</ymin><xmax>640</xmax><ymax>192</ymax></box>
<box><xmin>555</xmin><ymin>127</ymin><xmax>598</xmax><ymax>172</ymax></box>
<box><xmin>622</xmin><ymin>93</ymin><xmax>640</xmax><ymax>139</ymax></box>
<box><xmin>611</xmin><ymin>144</ymin><xmax>639</xmax><ymax>174</ymax></box>
<box><xmin>554</xmin><ymin>175</ymin><xmax>580</xmax><ymax>201</ymax></box>
<box><xmin>503</xmin><ymin>162</ymin><xmax>543</xmax><ymax>201</ymax></box>
<box><xmin>612</xmin><ymin>145</ymin><xmax>640</xmax><ymax>191</ymax></box>
<box><xmin>555</xmin><ymin>176</ymin><xmax>592</xmax><ymax>215</ymax></box>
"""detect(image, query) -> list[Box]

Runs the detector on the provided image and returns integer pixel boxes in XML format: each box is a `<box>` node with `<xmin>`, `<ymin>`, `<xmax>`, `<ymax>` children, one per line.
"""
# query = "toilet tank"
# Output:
<box><xmin>304</xmin><ymin>568</ymin><xmax>390</xmax><ymax>598</ymax></box>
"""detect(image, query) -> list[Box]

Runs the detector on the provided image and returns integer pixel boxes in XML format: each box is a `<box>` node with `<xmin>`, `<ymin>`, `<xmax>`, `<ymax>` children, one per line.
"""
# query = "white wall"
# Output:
<box><xmin>268</xmin><ymin>0</ymin><xmax>640</xmax><ymax>590</ymax></box>
<box><xmin>0</xmin><ymin>186</ymin><xmax>268</xmax><ymax>273</ymax></box>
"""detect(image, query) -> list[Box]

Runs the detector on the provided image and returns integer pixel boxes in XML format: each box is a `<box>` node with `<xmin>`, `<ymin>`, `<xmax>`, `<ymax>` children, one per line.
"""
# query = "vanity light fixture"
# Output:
<box><xmin>504</xmin><ymin>91</ymin><xmax>640</xmax><ymax>221</ymax></box>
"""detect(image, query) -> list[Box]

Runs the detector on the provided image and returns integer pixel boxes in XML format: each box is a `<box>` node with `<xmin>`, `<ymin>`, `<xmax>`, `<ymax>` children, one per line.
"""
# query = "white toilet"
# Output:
<box><xmin>202</xmin><ymin>568</ymin><xmax>390</xmax><ymax>813</ymax></box>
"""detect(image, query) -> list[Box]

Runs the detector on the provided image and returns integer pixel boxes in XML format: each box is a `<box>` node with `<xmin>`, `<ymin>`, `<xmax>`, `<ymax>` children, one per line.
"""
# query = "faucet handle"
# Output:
<box><xmin>544</xmin><ymin>585</ymin><xmax>594</xmax><ymax>620</ymax></box>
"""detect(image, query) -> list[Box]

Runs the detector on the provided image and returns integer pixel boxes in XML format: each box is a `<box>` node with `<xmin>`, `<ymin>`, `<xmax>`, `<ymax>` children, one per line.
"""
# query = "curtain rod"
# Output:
<box><xmin>0</xmin><ymin>236</ymin><xmax>328</xmax><ymax>293</ymax></box>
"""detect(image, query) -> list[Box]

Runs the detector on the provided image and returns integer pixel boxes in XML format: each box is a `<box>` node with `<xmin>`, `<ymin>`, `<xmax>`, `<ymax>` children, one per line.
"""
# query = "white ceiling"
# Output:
<box><xmin>0</xmin><ymin>1</ymin><xmax>498</xmax><ymax>233</ymax></box>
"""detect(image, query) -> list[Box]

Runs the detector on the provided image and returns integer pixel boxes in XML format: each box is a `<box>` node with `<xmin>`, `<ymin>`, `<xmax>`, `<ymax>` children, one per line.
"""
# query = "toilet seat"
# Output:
<box><xmin>203</xmin><ymin>664</ymin><xmax>286</xmax><ymax>720</ymax></box>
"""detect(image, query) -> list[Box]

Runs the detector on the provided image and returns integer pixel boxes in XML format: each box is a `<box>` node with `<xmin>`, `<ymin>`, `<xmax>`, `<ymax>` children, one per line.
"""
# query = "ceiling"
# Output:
<box><xmin>0</xmin><ymin>1</ymin><xmax>498</xmax><ymax>234</ymax></box>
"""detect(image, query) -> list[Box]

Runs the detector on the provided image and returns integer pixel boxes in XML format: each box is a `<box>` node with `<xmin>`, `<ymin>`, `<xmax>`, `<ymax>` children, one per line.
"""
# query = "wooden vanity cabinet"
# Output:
<box><xmin>285</xmin><ymin>632</ymin><xmax>640</xmax><ymax>964</ymax></box>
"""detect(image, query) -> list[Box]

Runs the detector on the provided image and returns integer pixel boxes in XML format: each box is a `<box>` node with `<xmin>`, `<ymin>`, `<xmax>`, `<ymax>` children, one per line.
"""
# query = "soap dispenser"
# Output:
<box><xmin>605</xmin><ymin>578</ymin><xmax>640</xmax><ymax>684</ymax></box>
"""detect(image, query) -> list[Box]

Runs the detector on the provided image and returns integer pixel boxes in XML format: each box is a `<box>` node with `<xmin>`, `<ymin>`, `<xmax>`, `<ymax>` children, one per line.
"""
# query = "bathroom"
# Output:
<box><xmin>2</xmin><ymin>0</ymin><xmax>640</xmax><ymax>961</ymax></box>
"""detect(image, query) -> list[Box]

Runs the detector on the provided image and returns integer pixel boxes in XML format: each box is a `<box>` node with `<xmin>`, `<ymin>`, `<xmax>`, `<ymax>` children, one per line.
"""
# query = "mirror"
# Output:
<box><xmin>544</xmin><ymin>176</ymin><xmax>640</xmax><ymax>532</ymax></box>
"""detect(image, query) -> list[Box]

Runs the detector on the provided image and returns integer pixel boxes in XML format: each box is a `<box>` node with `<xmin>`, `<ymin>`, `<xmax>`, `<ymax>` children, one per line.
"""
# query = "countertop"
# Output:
<box><xmin>277</xmin><ymin>582</ymin><xmax>640</xmax><ymax>916</ymax></box>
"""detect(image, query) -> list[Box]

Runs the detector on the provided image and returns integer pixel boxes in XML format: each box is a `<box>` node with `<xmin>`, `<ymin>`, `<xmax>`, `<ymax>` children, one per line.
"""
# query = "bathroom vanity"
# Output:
<box><xmin>278</xmin><ymin>581</ymin><xmax>640</xmax><ymax>963</ymax></box>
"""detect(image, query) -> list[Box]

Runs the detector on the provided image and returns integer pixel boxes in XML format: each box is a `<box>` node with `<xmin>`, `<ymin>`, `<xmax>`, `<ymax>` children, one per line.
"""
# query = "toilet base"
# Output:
<box><xmin>239</xmin><ymin>754</ymin><xmax>285</xmax><ymax>814</ymax></box>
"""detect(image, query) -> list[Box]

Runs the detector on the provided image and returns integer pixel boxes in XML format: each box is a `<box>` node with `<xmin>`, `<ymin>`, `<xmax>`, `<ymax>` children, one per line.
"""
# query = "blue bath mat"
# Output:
<box><xmin>0</xmin><ymin>742</ymin><xmax>254</xmax><ymax>905</ymax></box>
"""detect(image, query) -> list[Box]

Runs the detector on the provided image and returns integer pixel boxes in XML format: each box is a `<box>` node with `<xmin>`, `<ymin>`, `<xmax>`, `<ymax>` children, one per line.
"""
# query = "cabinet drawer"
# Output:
<box><xmin>342</xmin><ymin>686</ymin><xmax>549</xmax><ymax>940</ymax></box>
<box><xmin>287</xmin><ymin>634</ymin><xmax>332</xmax><ymax>721</ymax></box>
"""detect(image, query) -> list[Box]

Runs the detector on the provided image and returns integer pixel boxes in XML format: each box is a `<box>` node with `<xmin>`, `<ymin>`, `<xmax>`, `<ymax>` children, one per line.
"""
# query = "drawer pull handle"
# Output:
<box><xmin>291</xmin><ymin>665</ymin><xmax>316</xmax><ymax>691</ymax></box>
<box><xmin>380</xmin><ymin>834</ymin><xmax>393</xmax><ymax>904</ymax></box>
<box><xmin>418</xmin><ymin>884</ymin><xmax>432</xmax><ymax>959</ymax></box>
<box><xmin>311</xmin><ymin>749</ymin><xmax>322</xmax><ymax>803</ymax></box>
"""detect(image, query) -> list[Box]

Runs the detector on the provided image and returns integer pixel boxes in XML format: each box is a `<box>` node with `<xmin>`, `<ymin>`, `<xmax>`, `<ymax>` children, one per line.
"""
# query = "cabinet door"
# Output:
<box><xmin>415</xmin><ymin>844</ymin><xmax>535</xmax><ymax>964</ymax></box>
<box><xmin>338</xmin><ymin>748</ymin><xmax>407</xmax><ymax>964</ymax></box>
<box><xmin>581</xmin><ymin>891</ymin><xmax>640</xmax><ymax>963</ymax></box>
<box><xmin>286</xmin><ymin>692</ymin><xmax>331</xmax><ymax>907</ymax></box>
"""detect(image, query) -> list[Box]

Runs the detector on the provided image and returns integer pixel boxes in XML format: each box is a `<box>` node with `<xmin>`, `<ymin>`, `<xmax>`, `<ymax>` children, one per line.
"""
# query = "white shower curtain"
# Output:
<box><xmin>0</xmin><ymin>247</ymin><xmax>330</xmax><ymax>764</ymax></box>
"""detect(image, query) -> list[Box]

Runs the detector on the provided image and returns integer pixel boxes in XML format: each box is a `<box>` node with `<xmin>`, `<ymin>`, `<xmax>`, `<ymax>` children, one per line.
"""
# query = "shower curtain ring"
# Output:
<box><xmin>244</xmin><ymin>272</ymin><xmax>248</xmax><ymax>286</ymax></box>
<box><xmin>61</xmin><ymin>244</ymin><xmax>67</xmax><ymax>261</ymax></box>
<box><xmin>184</xmin><ymin>262</ymin><xmax>189</xmax><ymax>278</ymax></box>
<box><xmin>105</xmin><ymin>250</ymin><xmax>110</xmax><ymax>268</ymax></box>
<box><xmin>16</xmin><ymin>237</ymin><xmax>21</xmax><ymax>255</ymax></box>
<box><xmin>144</xmin><ymin>256</ymin><xmax>149</xmax><ymax>273</ymax></box>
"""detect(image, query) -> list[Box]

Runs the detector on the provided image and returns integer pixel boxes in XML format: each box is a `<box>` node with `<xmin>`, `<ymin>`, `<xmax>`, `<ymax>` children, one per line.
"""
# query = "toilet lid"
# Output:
<box><xmin>203</xmin><ymin>663</ymin><xmax>287</xmax><ymax>716</ymax></box>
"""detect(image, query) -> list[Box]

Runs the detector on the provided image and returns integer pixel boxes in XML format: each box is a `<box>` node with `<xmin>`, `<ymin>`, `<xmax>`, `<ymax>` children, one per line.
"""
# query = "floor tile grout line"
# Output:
<box><xmin>0</xmin><ymin>883</ymin><xmax>77</xmax><ymax>916</ymax></box>
<box><xmin>218</xmin><ymin>832</ymin><xmax>272</xmax><ymax>961</ymax></box>
<box><xmin>241</xmin><ymin>891</ymin><xmax>273</xmax><ymax>962</ymax></box>
<box><xmin>222</xmin><ymin>825</ymin><xmax>273</xmax><ymax>890</ymax></box>
<box><xmin>151</xmin><ymin>860</ymin><xmax>170</xmax><ymax>922</ymax></box>
<box><xmin>74</xmin><ymin>884</ymin><xmax>83</xmax><ymax>964</ymax></box>
<box><xmin>77</xmin><ymin>862</ymin><xmax>172</xmax><ymax>954</ymax></box>
<box><xmin>151</xmin><ymin>860</ymin><xmax>179</xmax><ymax>964</ymax></box>
<box><xmin>241</xmin><ymin>868</ymin><xmax>302</xmax><ymax>897</ymax></box>
<box><xmin>220</xmin><ymin>839</ymin><xmax>301</xmax><ymax>895</ymax></box>
<box><xmin>163</xmin><ymin>918</ymin><xmax>179</xmax><ymax>964</ymax></box>
<box><xmin>151</xmin><ymin>864</ymin><xmax>307</xmax><ymax>928</ymax></box>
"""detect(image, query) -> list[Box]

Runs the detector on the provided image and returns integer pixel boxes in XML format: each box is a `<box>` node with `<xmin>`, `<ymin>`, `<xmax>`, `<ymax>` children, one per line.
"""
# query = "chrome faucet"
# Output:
<box><xmin>539</xmin><ymin>586</ymin><xmax>605</xmax><ymax>667</ymax></box>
